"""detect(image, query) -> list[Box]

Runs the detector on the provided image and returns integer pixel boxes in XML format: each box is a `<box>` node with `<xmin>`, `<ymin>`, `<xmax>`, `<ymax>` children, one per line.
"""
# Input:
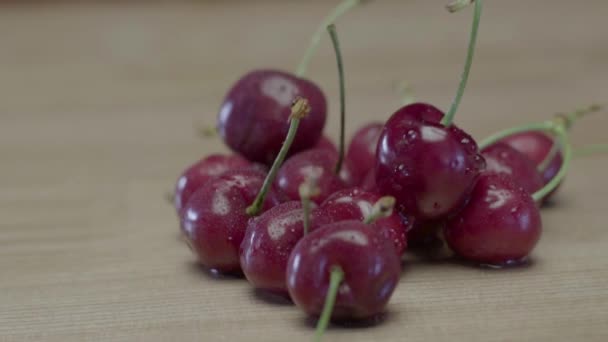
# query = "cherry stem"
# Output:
<box><xmin>327</xmin><ymin>24</ymin><xmax>347</xmax><ymax>175</ymax></box>
<box><xmin>296</xmin><ymin>0</ymin><xmax>367</xmax><ymax>77</ymax></box>
<box><xmin>478</xmin><ymin>120</ymin><xmax>572</xmax><ymax>202</ymax></box>
<box><xmin>574</xmin><ymin>144</ymin><xmax>608</xmax><ymax>158</ymax></box>
<box><xmin>363</xmin><ymin>196</ymin><xmax>396</xmax><ymax>224</ymax></box>
<box><xmin>314</xmin><ymin>266</ymin><xmax>344</xmax><ymax>342</ymax></box>
<box><xmin>537</xmin><ymin>104</ymin><xmax>602</xmax><ymax>172</ymax></box>
<box><xmin>299</xmin><ymin>177</ymin><xmax>320</xmax><ymax>235</ymax></box>
<box><xmin>246</xmin><ymin>98</ymin><xmax>311</xmax><ymax>216</ymax></box>
<box><xmin>440</xmin><ymin>0</ymin><xmax>483</xmax><ymax>127</ymax></box>
<box><xmin>533</xmin><ymin>124</ymin><xmax>571</xmax><ymax>202</ymax></box>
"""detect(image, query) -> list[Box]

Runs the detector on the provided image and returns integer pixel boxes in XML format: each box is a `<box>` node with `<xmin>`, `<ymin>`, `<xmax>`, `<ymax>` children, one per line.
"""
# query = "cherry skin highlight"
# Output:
<box><xmin>174</xmin><ymin>154</ymin><xmax>253</xmax><ymax>215</ymax></box>
<box><xmin>286</xmin><ymin>220</ymin><xmax>401</xmax><ymax>321</ymax></box>
<box><xmin>375</xmin><ymin>102</ymin><xmax>485</xmax><ymax>221</ymax></box>
<box><xmin>498</xmin><ymin>131</ymin><xmax>563</xmax><ymax>202</ymax></box>
<box><xmin>345</xmin><ymin>122</ymin><xmax>384</xmax><ymax>185</ymax></box>
<box><xmin>444</xmin><ymin>173</ymin><xmax>542</xmax><ymax>267</ymax></box>
<box><xmin>181</xmin><ymin>169</ymin><xmax>282</xmax><ymax>273</ymax></box>
<box><xmin>312</xmin><ymin>188</ymin><xmax>409</xmax><ymax>255</ymax></box>
<box><xmin>481</xmin><ymin>142</ymin><xmax>544</xmax><ymax>196</ymax></box>
<box><xmin>218</xmin><ymin>70</ymin><xmax>327</xmax><ymax>165</ymax></box>
<box><xmin>240</xmin><ymin>201</ymin><xmax>312</xmax><ymax>295</ymax></box>
<box><xmin>275</xmin><ymin>148</ymin><xmax>347</xmax><ymax>205</ymax></box>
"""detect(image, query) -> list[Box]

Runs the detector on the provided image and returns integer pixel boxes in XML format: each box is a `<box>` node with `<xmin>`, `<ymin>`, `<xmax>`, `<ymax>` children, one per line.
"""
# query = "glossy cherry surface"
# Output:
<box><xmin>275</xmin><ymin>148</ymin><xmax>346</xmax><ymax>204</ymax></box>
<box><xmin>481</xmin><ymin>142</ymin><xmax>544</xmax><ymax>195</ymax></box>
<box><xmin>218</xmin><ymin>70</ymin><xmax>327</xmax><ymax>165</ymax></box>
<box><xmin>499</xmin><ymin>131</ymin><xmax>562</xmax><ymax>201</ymax></box>
<box><xmin>181</xmin><ymin>169</ymin><xmax>282</xmax><ymax>273</ymax></box>
<box><xmin>240</xmin><ymin>201</ymin><xmax>309</xmax><ymax>295</ymax></box>
<box><xmin>345</xmin><ymin>122</ymin><xmax>383</xmax><ymax>185</ymax></box>
<box><xmin>444</xmin><ymin>173</ymin><xmax>542</xmax><ymax>266</ymax></box>
<box><xmin>286</xmin><ymin>220</ymin><xmax>401</xmax><ymax>320</ymax></box>
<box><xmin>312</xmin><ymin>188</ymin><xmax>408</xmax><ymax>255</ymax></box>
<box><xmin>376</xmin><ymin>103</ymin><xmax>485</xmax><ymax>220</ymax></box>
<box><xmin>174</xmin><ymin>154</ymin><xmax>252</xmax><ymax>215</ymax></box>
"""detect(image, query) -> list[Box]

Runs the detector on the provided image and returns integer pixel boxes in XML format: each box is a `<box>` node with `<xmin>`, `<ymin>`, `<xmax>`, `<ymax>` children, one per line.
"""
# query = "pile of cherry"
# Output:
<box><xmin>171</xmin><ymin>0</ymin><xmax>601</xmax><ymax>340</ymax></box>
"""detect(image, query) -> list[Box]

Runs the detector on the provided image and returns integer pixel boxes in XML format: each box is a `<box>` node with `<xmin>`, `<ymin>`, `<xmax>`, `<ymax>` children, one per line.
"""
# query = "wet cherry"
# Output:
<box><xmin>240</xmin><ymin>201</ymin><xmax>310</xmax><ymax>295</ymax></box>
<box><xmin>312</xmin><ymin>188</ymin><xmax>409</xmax><ymax>255</ymax></box>
<box><xmin>218</xmin><ymin>70</ymin><xmax>327</xmax><ymax>165</ymax></box>
<box><xmin>173</xmin><ymin>154</ymin><xmax>253</xmax><ymax>215</ymax></box>
<box><xmin>344</xmin><ymin>122</ymin><xmax>383</xmax><ymax>185</ymax></box>
<box><xmin>180</xmin><ymin>168</ymin><xmax>282</xmax><ymax>273</ymax></box>
<box><xmin>286</xmin><ymin>220</ymin><xmax>401</xmax><ymax>322</ymax></box>
<box><xmin>444</xmin><ymin>173</ymin><xmax>542</xmax><ymax>267</ymax></box>
<box><xmin>481</xmin><ymin>142</ymin><xmax>544</xmax><ymax>196</ymax></box>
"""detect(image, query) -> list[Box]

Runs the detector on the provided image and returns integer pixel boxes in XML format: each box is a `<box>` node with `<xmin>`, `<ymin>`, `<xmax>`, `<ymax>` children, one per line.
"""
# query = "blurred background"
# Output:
<box><xmin>1</xmin><ymin>1</ymin><xmax>607</xmax><ymax>341</ymax></box>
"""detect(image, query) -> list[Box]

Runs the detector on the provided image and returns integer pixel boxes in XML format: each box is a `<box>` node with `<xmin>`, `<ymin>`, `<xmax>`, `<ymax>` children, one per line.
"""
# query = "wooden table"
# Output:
<box><xmin>1</xmin><ymin>1</ymin><xmax>607</xmax><ymax>341</ymax></box>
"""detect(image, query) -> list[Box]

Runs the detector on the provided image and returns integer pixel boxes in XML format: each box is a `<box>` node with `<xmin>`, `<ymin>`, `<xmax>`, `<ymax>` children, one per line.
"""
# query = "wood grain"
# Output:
<box><xmin>1</xmin><ymin>1</ymin><xmax>607</xmax><ymax>341</ymax></box>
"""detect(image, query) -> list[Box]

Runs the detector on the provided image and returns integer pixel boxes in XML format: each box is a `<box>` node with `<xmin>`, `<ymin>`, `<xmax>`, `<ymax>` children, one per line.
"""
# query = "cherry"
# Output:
<box><xmin>406</xmin><ymin>220</ymin><xmax>445</xmax><ymax>251</ymax></box>
<box><xmin>360</xmin><ymin>169</ymin><xmax>378</xmax><ymax>192</ymax></box>
<box><xmin>173</xmin><ymin>154</ymin><xmax>253</xmax><ymax>215</ymax></box>
<box><xmin>240</xmin><ymin>201</ymin><xmax>309</xmax><ymax>295</ymax></box>
<box><xmin>481</xmin><ymin>142</ymin><xmax>544</xmax><ymax>196</ymax></box>
<box><xmin>182</xmin><ymin>98</ymin><xmax>312</xmax><ymax>273</ymax></box>
<box><xmin>286</xmin><ymin>220</ymin><xmax>401</xmax><ymax>323</ymax></box>
<box><xmin>312</xmin><ymin>188</ymin><xmax>409</xmax><ymax>255</ymax></box>
<box><xmin>345</xmin><ymin>122</ymin><xmax>383</xmax><ymax>185</ymax></box>
<box><xmin>218</xmin><ymin>70</ymin><xmax>327</xmax><ymax>165</ymax></box>
<box><xmin>375</xmin><ymin>2</ymin><xmax>485</xmax><ymax>221</ymax></box>
<box><xmin>181</xmin><ymin>168</ymin><xmax>282</xmax><ymax>273</ymax></box>
<box><xmin>444</xmin><ymin>173</ymin><xmax>542</xmax><ymax>266</ymax></box>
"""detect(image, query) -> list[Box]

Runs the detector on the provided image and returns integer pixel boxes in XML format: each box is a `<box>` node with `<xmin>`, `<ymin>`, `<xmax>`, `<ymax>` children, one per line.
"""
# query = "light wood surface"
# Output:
<box><xmin>1</xmin><ymin>1</ymin><xmax>608</xmax><ymax>341</ymax></box>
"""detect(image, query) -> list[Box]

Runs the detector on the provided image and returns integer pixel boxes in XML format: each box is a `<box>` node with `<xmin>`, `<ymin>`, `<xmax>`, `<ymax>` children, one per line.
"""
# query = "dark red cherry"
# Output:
<box><xmin>376</xmin><ymin>103</ymin><xmax>485</xmax><ymax>221</ymax></box>
<box><xmin>444</xmin><ymin>173</ymin><xmax>542</xmax><ymax>267</ymax></box>
<box><xmin>499</xmin><ymin>131</ymin><xmax>563</xmax><ymax>201</ymax></box>
<box><xmin>275</xmin><ymin>149</ymin><xmax>346</xmax><ymax>204</ymax></box>
<box><xmin>181</xmin><ymin>169</ymin><xmax>282</xmax><ymax>273</ymax></box>
<box><xmin>314</xmin><ymin>135</ymin><xmax>338</xmax><ymax>155</ymax></box>
<box><xmin>406</xmin><ymin>220</ymin><xmax>445</xmax><ymax>251</ymax></box>
<box><xmin>345</xmin><ymin>122</ymin><xmax>383</xmax><ymax>185</ymax></box>
<box><xmin>312</xmin><ymin>188</ymin><xmax>408</xmax><ymax>255</ymax></box>
<box><xmin>286</xmin><ymin>220</ymin><xmax>401</xmax><ymax>321</ymax></box>
<box><xmin>218</xmin><ymin>70</ymin><xmax>327</xmax><ymax>165</ymax></box>
<box><xmin>360</xmin><ymin>169</ymin><xmax>378</xmax><ymax>193</ymax></box>
<box><xmin>174</xmin><ymin>154</ymin><xmax>252</xmax><ymax>215</ymax></box>
<box><xmin>481</xmin><ymin>142</ymin><xmax>544</xmax><ymax>195</ymax></box>
<box><xmin>240</xmin><ymin>201</ymin><xmax>319</xmax><ymax>295</ymax></box>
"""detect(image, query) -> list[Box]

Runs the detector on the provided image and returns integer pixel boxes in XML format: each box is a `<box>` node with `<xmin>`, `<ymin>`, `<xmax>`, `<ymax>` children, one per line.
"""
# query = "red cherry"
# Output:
<box><xmin>481</xmin><ymin>142</ymin><xmax>544</xmax><ymax>195</ymax></box>
<box><xmin>375</xmin><ymin>103</ymin><xmax>485</xmax><ymax>220</ymax></box>
<box><xmin>313</xmin><ymin>188</ymin><xmax>408</xmax><ymax>255</ymax></box>
<box><xmin>344</xmin><ymin>122</ymin><xmax>383</xmax><ymax>185</ymax></box>
<box><xmin>218</xmin><ymin>70</ymin><xmax>327</xmax><ymax>165</ymax></box>
<box><xmin>275</xmin><ymin>149</ymin><xmax>346</xmax><ymax>204</ymax></box>
<box><xmin>444</xmin><ymin>173</ymin><xmax>542</xmax><ymax>267</ymax></box>
<box><xmin>173</xmin><ymin>154</ymin><xmax>253</xmax><ymax>215</ymax></box>
<box><xmin>360</xmin><ymin>169</ymin><xmax>378</xmax><ymax>193</ymax></box>
<box><xmin>499</xmin><ymin>131</ymin><xmax>562</xmax><ymax>201</ymax></box>
<box><xmin>286</xmin><ymin>220</ymin><xmax>401</xmax><ymax>321</ymax></box>
<box><xmin>240</xmin><ymin>201</ymin><xmax>311</xmax><ymax>295</ymax></box>
<box><xmin>181</xmin><ymin>169</ymin><xmax>282</xmax><ymax>273</ymax></box>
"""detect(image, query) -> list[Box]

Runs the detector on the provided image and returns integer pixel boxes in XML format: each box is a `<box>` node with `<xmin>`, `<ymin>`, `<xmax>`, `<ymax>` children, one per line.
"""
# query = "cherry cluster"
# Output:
<box><xmin>171</xmin><ymin>0</ymin><xmax>595</xmax><ymax>339</ymax></box>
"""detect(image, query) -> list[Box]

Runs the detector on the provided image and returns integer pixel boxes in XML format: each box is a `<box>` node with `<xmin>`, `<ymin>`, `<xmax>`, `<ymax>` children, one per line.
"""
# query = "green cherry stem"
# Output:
<box><xmin>296</xmin><ymin>0</ymin><xmax>367</xmax><ymax>77</ymax></box>
<box><xmin>246</xmin><ymin>97</ymin><xmax>311</xmax><ymax>216</ymax></box>
<box><xmin>363</xmin><ymin>196</ymin><xmax>396</xmax><ymax>224</ymax></box>
<box><xmin>440</xmin><ymin>0</ymin><xmax>483</xmax><ymax>127</ymax></box>
<box><xmin>299</xmin><ymin>177</ymin><xmax>320</xmax><ymax>235</ymax></box>
<box><xmin>327</xmin><ymin>24</ymin><xmax>347</xmax><ymax>175</ymax></box>
<box><xmin>314</xmin><ymin>266</ymin><xmax>344</xmax><ymax>342</ymax></box>
<box><xmin>478</xmin><ymin>120</ymin><xmax>572</xmax><ymax>202</ymax></box>
<box><xmin>395</xmin><ymin>80</ymin><xmax>416</xmax><ymax>106</ymax></box>
<box><xmin>533</xmin><ymin>125</ymin><xmax>571</xmax><ymax>202</ymax></box>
